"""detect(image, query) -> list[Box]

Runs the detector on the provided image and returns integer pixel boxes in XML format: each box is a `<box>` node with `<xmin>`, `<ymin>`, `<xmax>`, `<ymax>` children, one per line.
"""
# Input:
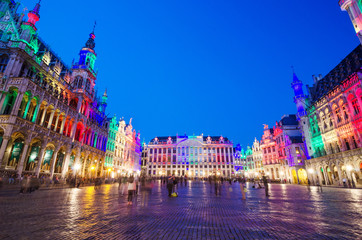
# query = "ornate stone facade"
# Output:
<box><xmin>113</xmin><ymin>118</ymin><xmax>141</xmax><ymax>175</ymax></box>
<box><xmin>0</xmin><ymin>1</ymin><xmax>110</xmax><ymax>179</ymax></box>
<box><xmin>287</xmin><ymin>2</ymin><xmax>362</xmax><ymax>186</ymax></box>
<box><xmin>145</xmin><ymin>135</ymin><xmax>234</xmax><ymax>177</ymax></box>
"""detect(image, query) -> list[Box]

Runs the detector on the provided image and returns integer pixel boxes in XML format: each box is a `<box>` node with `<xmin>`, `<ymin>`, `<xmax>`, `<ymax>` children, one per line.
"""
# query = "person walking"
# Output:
<box><xmin>263</xmin><ymin>176</ymin><xmax>270</xmax><ymax>197</ymax></box>
<box><xmin>307</xmin><ymin>179</ymin><xmax>311</xmax><ymax>192</ymax></box>
<box><xmin>167</xmin><ymin>174</ymin><xmax>174</xmax><ymax>197</ymax></box>
<box><xmin>214</xmin><ymin>174</ymin><xmax>221</xmax><ymax>196</ymax></box>
<box><xmin>240</xmin><ymin>180</ymin><xmax>246</xmax><ymax>200</ymax></box>
<box><xmin>316</xmin><ymin>177</ymin><xmax>323</xmax><ymax>192</ymax></box>
<box><xmin>127</xmin><ymin>175</ymin><xmax>135</xmax><ymax>205</ymax></box>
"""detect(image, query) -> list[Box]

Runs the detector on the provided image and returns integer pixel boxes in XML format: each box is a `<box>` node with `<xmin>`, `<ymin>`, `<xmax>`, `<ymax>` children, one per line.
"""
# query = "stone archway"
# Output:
<box><xmin>54</xmin><ymin>147</ymin><xmax>66</xmax><ymax>174</ymax></box>
<box><xmin>5</xmin><ymin>132</ymin><xmax>26</xmax><ymax>170</ymax></box>
<box><xmin>41</xmin><ymin>144</ymin><xmax>55</xmax><ymax>172</ymax></box>
<box><xmin>326</xmin><ymin>166</ymin><xmax>333</xmax><ymax>185</ymax></box>
<box><xmin>320</xmin><ymin>167</ymin><xmax>326</xmax><ymax>185</ymax></box>
<box><xmin>24</xmin><ymin>138</ymin><xmax>42</xmax><ymax>172</ymax></box>
<box><xmin>298</xmin><ymin>169</ymin><xmax>308</xmax><ymax>185</ymax></box>
<box><xmin>332</xmin><ymin>165</ymin><xmax>339</xmax><ymax>184</ymax></box>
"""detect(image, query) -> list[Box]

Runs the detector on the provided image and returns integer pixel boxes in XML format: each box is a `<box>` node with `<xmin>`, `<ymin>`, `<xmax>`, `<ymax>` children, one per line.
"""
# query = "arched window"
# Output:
<box><xmin>26</xmin><ymin>98</ymin><xmax>38</xmax><ymax>122</ymax></box>
<box><xmin>85</xmin><ymin>79</ymin><xmax>91</xmax><ymax>92</ymax></box>
<box><xmin>0</xmin><ymin>54</ymin><xmax>9</xmax><ymax>73</ymax></box>
<box><xmin>3</xmin><ymin>88</ymin><xmax>17</xmax><ymax>114</ymax></box>
<box><xmin>73</xmin><ymin>76</ymin><xmax>83</xmax><ymax>89</ymax></box>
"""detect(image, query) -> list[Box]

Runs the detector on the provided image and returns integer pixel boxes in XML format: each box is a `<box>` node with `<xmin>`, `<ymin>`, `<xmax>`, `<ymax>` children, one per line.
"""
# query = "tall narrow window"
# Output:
<box><xmin>352</xmin><ymin>99</ymin><xmax>360</xmax><ymax>115</ymax></box>
<box><xmin>0</xmin><ymin>54</ymin><xmax>9</xmax><ymax>73</ymax></box>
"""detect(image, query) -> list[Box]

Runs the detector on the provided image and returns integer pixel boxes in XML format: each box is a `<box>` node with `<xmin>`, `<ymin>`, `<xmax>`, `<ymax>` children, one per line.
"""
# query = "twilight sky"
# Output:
<box><xmin>21</xmin><ymin>0</ymin><xmax>359</xmax><ymax>147</ymax></box>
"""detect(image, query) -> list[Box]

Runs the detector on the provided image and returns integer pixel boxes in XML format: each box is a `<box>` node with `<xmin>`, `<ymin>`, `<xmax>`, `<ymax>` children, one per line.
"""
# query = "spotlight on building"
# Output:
<box><xmin>308</xmin><ymin>168</ymin><xmax>314</xmax><ymax>174</ymax></box>
<box><xmin>346</xmin><ymin>165</ymin><xmax>353</xmax><ymax>172</ymax></box>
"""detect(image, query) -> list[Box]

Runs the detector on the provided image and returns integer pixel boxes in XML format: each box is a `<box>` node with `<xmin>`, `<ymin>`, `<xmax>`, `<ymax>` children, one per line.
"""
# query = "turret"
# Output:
<box><xmin>20</xmin><ymin>0</ymin><xmax>41</xmax><ymax>42</ymax></box>
<box><xmin>99</xmin><ymin>89</ymin><xmax>107</xmax><ymax>113</ymax></box>
<box><xmin>73</xmin><ymin>24</ymin><xmax>97</xmax><ymax>74</ymax></box>
<box><xmin>291</xmin><ymin>72</ymin><xmax>307</xmax><ymax>119</ymax></box>
<box><xmin>339</xmin><ymin>0</ymin><xmax>362</xmax><ymax>44</ymax></box>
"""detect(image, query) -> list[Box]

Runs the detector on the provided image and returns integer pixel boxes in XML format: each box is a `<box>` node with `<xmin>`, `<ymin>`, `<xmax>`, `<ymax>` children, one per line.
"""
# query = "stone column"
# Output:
<box><xmin>61</xmin><ymin>149</ymin><xmax>72</xmax><ymax>179</ymax></box>
<box><xmin>73</xmin><ymin>149</ymin><xmax>81</xmax><ymax>177</ymax></box>
<box><xmin>40</xmin><ymin>106</ymin><xmax>48</xmax><ymax>126</ymax></box>
<box><xmin>16</xmin><ymin>140</ymin><xmax>31</xmax><ymax>176</ymax></box>
<box><xmin>336</xmin><ymin>164</ymin><xmax>343</xmax><ymax>186</ymax></box>
<box><xmin>0</xmin><ymin>92</ymin><xmax>8</xmax><ymax>114</ymax></box>
<box><xmin>81</xmin><ymin>153</ymin><xmax>89</xmax><ymax>177</ymax></box>
<box><xmin>31</xmin><ymin>101</ymin><xmax>41</xmax><ymax>123</ymax></box>
<box><xmin>47</xmin><ymin>110</ymin><xmax>55</xmax><ymax>129</ymax></box>
<box><xmin>22</xmin><ymin>98</ymin><xmax>32</xmax><ymax>119</ymax></box>
<box><xmin>49</xmin><ymin>149</ymin><xmax>59</xmax><ymax>178</ymax></box>
<box><xmin>70</xmin><ymin>120</ymin><xmax>77</xmax><ymax>140</ymax></box>
<box><xmin>35</xmin><ymin>143</ymin><xmax>48</xmax><ymax>177</ymax></box>
<box><xmin>59</xmin><ymin>115</ymin><xmax>66</xmax><ymax>134</ymax></box>
<box><xmin>53</xmin><ymin>114</ymin><xmax>60</xmax><ymax>132</ymax></box>
<box><xmin>0</xmin><ymin>136</ymin><xmax>10</xmax><ymax>167</ymax></box>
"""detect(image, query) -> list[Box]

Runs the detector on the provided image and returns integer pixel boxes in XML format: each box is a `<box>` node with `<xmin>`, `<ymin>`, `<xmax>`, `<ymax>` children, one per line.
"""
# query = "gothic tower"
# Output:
<box><xmin>340</xmin><ymin>0</ymin><xmax>362</xmax><ymax>44</ymax></box>
<box><xmin>291</xmin><ymin>72</ymin><xmax>312</xmax><ymax>158</ymax></box>
<box><xmin>71</xmin><ymin>26</ymin><xmax>98</xmax><ymax>113</ymax></box>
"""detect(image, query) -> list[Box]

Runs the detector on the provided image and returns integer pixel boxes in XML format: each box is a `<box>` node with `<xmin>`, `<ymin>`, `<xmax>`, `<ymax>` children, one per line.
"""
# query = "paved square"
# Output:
<box><xmin>0</xmin><ymin>182</ymin><xmax>361</xmax><ymax>239</ymax></box>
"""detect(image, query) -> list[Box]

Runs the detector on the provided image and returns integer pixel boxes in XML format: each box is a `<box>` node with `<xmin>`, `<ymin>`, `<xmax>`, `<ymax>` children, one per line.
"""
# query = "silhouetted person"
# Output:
<box><xmin>263</xmin><ymin>176</ymin><xmax>269</xmax><ymax>197</ymax></box>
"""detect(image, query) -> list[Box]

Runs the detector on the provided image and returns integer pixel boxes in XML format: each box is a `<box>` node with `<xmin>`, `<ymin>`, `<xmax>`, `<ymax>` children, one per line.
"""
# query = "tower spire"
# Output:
<box><xmin>85</xmin><ymin>22</ymin><xmax>96</xmax><ymax>50</ymax></box>
<box><xmin>93</xmin><ymin>21</ymin><xmax>96</xmax><ymax>34</ymax></box>
<box><xmin>27</xmin><ymin>0</ymin><xmax>41</xmax><ymax>26</ymax></box>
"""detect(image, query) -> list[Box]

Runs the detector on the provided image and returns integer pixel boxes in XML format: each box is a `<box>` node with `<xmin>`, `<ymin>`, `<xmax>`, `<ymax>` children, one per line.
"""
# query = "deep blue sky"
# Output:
<box><xmin>21</xmin><ymin>0</ymin><xmax>359</xmax><ymax>147</ymax></box>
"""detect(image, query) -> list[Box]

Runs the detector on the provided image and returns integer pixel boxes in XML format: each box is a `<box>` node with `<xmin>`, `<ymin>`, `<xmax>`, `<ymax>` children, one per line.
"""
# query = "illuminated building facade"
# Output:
<box><xmin>233</xmin><ymin>144</ymin><xmax>243</xmax><ymax>175</ymax></box>
<box><xmin>260</xmin><ymin>125</ymin><xmax>279</xmax><ymax>179</ymax></box>
<box><xmin>258</xmin><ymin>115</ymin><xmax>308</xmax><ymax>183</ymax></box>
<box><xmin>114</xmin><ymin>118</ymin><xmax>141</xmax><ymax>175</ymax></box>
<box><xmin>289</xmin><ymin>2</ymin><xmax>362</xmax><ymax>186</ymax></box>
<box><xmin>0</xmin><ymin>1</ymin><xmax>110</xmax><ymax>179</ymax></box>
<box><xmin>252</xmin><ymin>138</ymin><xmax>263</xmax><ymax>176</ymax></box>
<box><xmin>105</xmin><ymin>114</ymin><xmax>118</xmax><ymax>175</ymax></box>
<box><xmin>146</xmin><ymin>135</ymin><xmax>235</xmax><ymax>177</ymax></box>
<box><xmin>140</xmin><ymin>141</ymin><xmax>148</xmax><ymax>176</ymax></box>
<box><xmin>292</xmin><ymin>49</ymin><xmax>362</xmax><ymax>186</ymax></box>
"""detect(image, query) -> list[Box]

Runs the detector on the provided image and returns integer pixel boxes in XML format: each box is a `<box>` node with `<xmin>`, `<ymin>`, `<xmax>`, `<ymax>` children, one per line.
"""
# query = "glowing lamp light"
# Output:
<box><xmin>117</xmin><ymin>170</ymin><xmax>121</xmax><ymax>173</ymax></box>
<box><xmin>308</xmin><ymin>168</ymin><xmax>314</xmax><ymax>174</ymax></box>
<box><xmin>74</xmin><ymin>163</ymin><xmax>81</xmax><ymax>171</ymax></box>
<box><xmin>108</xmin><ymin>168</ymin><xmax>111</xmax><ymax>172</ymax></box>
<box><xmin>346</xmin><ymin>165</ymin><xmax>353</xmax><ymax>172</ymax></box>
<box><xmin>91</xmin><ymin>166</ymin><xmax>95</xmax><ymax>170</ymax></box>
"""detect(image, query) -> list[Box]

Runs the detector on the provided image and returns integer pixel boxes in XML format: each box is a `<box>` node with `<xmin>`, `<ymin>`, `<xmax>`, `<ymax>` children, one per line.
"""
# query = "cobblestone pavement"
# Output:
<box><xmin>0</xmin><ymin>181</ymin><xmax>361</xmax><ymax>240</ymax></box>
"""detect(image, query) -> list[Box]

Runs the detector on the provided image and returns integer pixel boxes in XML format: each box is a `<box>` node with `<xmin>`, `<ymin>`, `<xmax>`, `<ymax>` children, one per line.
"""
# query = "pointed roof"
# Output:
<box><xmin>103</xmin><ymin>88</ymin><xmax>107</xmax><ymax>98</ymax></box>
<box><xmin>84</xmin><ymin>23</ymin><xmax>96</xmax><ymax>50</ymax></box>
<box><xmin>27</xmin><ymin>0</ymin><xmax>41</xmax><ymax>26</ymax></box>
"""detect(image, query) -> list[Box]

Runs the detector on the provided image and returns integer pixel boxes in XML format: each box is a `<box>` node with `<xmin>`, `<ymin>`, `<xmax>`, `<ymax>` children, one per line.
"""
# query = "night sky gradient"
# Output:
<box><xmin>20</xmin><ymin>0</ymin><xmax>359</xmax><ymax>147</ymax></box>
